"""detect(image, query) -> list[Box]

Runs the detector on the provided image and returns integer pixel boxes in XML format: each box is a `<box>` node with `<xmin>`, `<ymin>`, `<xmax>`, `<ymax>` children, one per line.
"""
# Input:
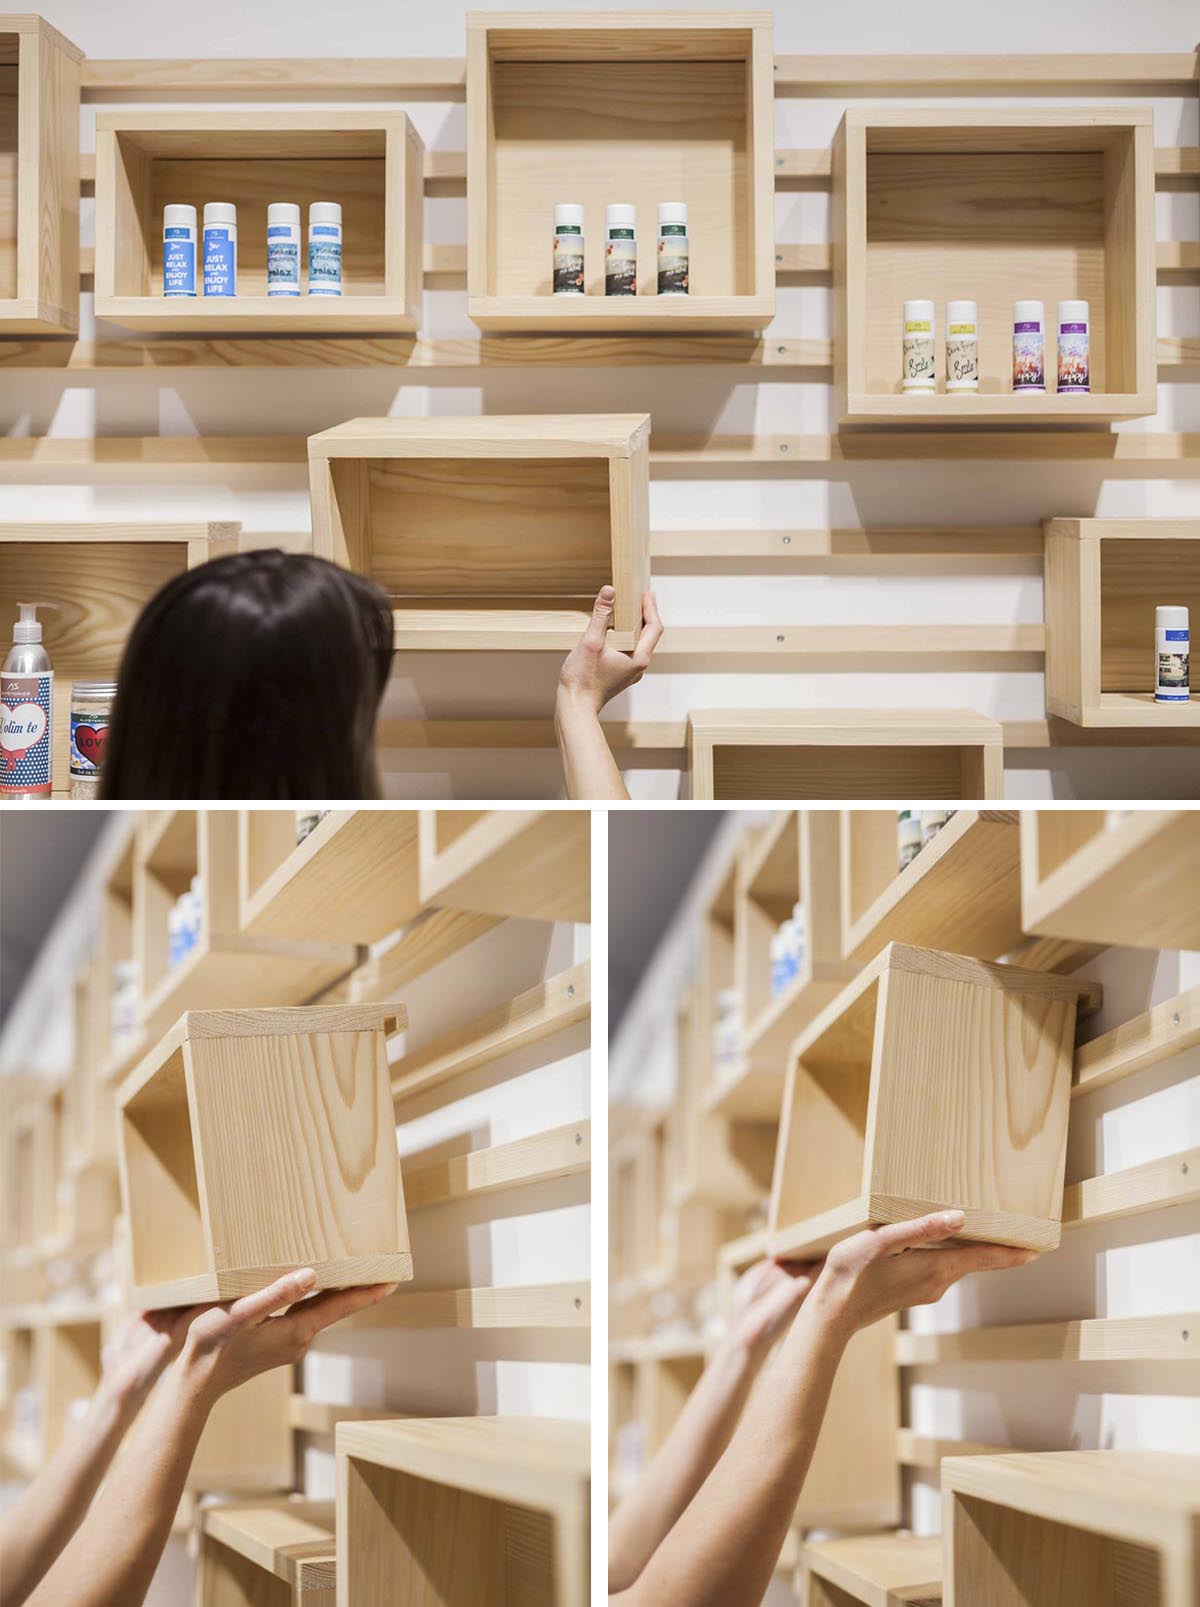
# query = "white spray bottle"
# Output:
<box><xmin>2</xmin><ymin>603</ymin><xmax>54</xmax><ymax>800</ymax></box>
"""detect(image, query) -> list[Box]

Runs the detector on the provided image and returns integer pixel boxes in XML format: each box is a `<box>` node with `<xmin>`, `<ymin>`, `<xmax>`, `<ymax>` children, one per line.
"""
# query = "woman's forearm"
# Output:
<box><xmin>609</xmin><ymin>1338</ymin><xmax>762</xmax><ymax>1591</ymax></box>
<box><xmin>556</xmin><ymin>691</ymin><xmax>628</xmax><ymax>800</ymax></box>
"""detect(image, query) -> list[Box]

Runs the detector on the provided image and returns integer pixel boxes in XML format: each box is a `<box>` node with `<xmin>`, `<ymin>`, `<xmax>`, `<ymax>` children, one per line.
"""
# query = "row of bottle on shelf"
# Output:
<box><xmin>163</xmin><ymin>202</ymin><xmax>344</xmax><ymax>298</ymax></box>
<box><xmin>898</xmin><ymin>807</ymin><xmax>955</xmax><ymax>869</ymax></box>
<box><xmin>901</xmin><ymin>298</ymin><xmax>1093</xmax><ymax>395</ymax></box>
<box><xmin>553</xmin><ymin>202</ymin><xmax>689</xmax><ymax>298</ymax></box>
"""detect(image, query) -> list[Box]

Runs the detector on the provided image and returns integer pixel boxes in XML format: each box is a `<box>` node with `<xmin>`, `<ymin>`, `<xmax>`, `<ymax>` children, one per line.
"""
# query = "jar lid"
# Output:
<box><xmin>72</xmin><ymin>680</ymin><xmax>118</xmax><ymax>696</ymax></box>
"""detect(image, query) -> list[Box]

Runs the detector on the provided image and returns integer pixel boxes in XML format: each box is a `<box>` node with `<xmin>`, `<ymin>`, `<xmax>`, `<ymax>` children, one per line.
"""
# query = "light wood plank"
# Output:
<box><xmin>328</xmin><ymin>910</ymin><xmax>501</xmax><ymax>1006</ymax></box>
<box><xmin>336</xmin><ymin>1281</ymin><xmax>589</xmax><ymax>1331</ymax></box>
<box><xmin>403</xmin><ymin>1121</ymin><xmax>590</xmax><ymax>1210</ymax></box>
<box><xmin>897</xmin><ymin>1313</ymin><xmax>1199</xmax><ymax>1366</ymax></box>
<box><xmin>898</xmin><ymin>1431</ymin><xmax>1009</xmax><ymax>1470</ymax></box>
<box><xmin>1074</xmin><ymin>985</ymin><xmax>1200</xmax><ymax>1097</ymax></box>
<box><xmin>1063</xmin><ymin>1149</ymin><xmax>1200</xmax><ymax>1230</ymax></box>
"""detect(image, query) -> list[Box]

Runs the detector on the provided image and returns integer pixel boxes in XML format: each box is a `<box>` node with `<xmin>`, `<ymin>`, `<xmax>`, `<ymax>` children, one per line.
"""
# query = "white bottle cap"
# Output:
<box><xmin>658</xmin><ymin>201</ymin><xmax>687</xmax><ymax>226</ymax></box>
<box><xmin>606</xmin><ymin>203</ymin><xmax>635</xmax><ymax>230</ymax></box>
<box><xmin>554</xmin><ymin>203</ymin><xmax>584</xmax><ymax>228</ymax></box>
<box><xmin>203</xmin><ymin>202</ymin><xmax>236</xmax><ymax>226</ymax></box>
<box><xmin>1014</xmin><ymin>300</ymin><xmax>1044</xmax><ymax>324</ymax></box>
<box><xmin>947</xmin><ymin>300</ymin><xmax>977</xmax><ymax>324</ymax></box>
<box><xmin>903</xmin><ymin>299</ymin><xmax>934</xmax><ymax>323</ymax></box>
<box><xmin>1156</xmin><ymin>605</ymin><xmax>1189</xmax><ymax>630</ymax></box>
<box><xmin>13</xmin><ymin>602</ymin><xmax>42</xmax><ymax>643</ymax></box>
<box><xmin>163</xmin><ymin>204</ymin><xmax>196</xmax><ymax>230</ymax></box>
<box><xmin>310</xmin><ymin>202</ymin><xmax>342</xmax><ymax>227</ymax></box>
<box><xmin>1058</xmin><ymin>299</ymin><xmax>1089</xmax><ymax>325</ymax></box>
<box><xmin>268</xmin><ymin>202</ymin><xmax>301</xmax><ymax>227</ymax></box>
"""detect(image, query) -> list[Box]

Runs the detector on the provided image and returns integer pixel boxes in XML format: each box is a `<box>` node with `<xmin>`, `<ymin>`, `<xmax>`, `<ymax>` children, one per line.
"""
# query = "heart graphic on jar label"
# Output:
<box><xmin>74</xmin><ymin>724</ymin><xmax>108</xmax><ymax>766</ymax></box>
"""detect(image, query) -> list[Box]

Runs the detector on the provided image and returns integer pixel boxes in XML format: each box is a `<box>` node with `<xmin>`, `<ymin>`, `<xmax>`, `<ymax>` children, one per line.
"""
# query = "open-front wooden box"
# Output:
<box><xmin>804</xmin><ymin>1532</ymin><xmax>942</xmax><ymax>1607</ymax></box>
<box><xmin>94</xmin><ymin>110</ymin><xmax>424</xmax><ymax>332</ymax></box>
<box><xmin>309</xmin><ymin>415</ymin><xmax>650</xmax><ymax>650</ymax></box>
<box><xmin>466</xmin><ymin>12</ymin><xmax>775</xmax><ymax>331</ymax></box>
<box><xmin>1045</xmin><ymin>519</ymin><xmax>1200</xmax><ymax>727</ymax></box>
<box><xmin>418</xmin><ymin>810</ymin><xmax>590</xmax><ymax>923</ymax></box>
<box><xmin>768</xmin><ymin>943</ymin><xmax>1098</xmax><ymax>1260</ymax></box>
<box><xmin>336</xmin><ymin>1417</ymin><xmax>589</xmax><ymax>1607</ymax></box>
<box><xmin>200</xmin><ymin>1498</ymin><xmax>336</xmax><ymax>1604</ymax></box>
<box><xmin>833</xmin><ymin>108</ymin><xmax>1156</xmax><ymax>423</ymax></box>
<box><xmin>116</xmin><ymin>1005</ymin><xmax>412</xmax><ymax>1309</ymax></box>
<box><xmin>0</xmin><ymin>15</ymin><xmax>80</xmax><ymax>333</ymax></box>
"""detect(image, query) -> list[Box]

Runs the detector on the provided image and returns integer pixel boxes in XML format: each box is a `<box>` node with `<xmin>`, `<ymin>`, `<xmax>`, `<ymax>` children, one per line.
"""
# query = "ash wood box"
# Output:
<box><xmin>466</xmin><ymin>12</ymin><xmax>775</xmax><ymax>332</ymax></box>
<box><xmin>115</xmin><ymin>1005</ymin><xmax>412</xmax><ymax>1309</ymax></box>
<box><xmin>1020</xmin><ymin>809</ymin><xmax>1200</xmax><ymax>952</ymax></box>
<box><xmin>689</xmin><ymin>711</ymin><xmax>1005</xmax><ymax>801</ymax></box>
<box><xmin>418</xmin><ymin>809</ymin><xmax>590</xmax><ymax>924</ymax></box>
<box><xmin>833</xmin><ymin>107</ymin><xmax>1156</xmax><ymax>423</ymax></box>
<box><xmin>94</xmin><ymin>110</ymin><xmax>424</xmax><ymax>332</ymax></box>
<box><xmin>1044</xmin><ymin>518</ymin><xmax>1200</xmax><ymax>727</ymax></box>
<box><xmin>336</xmin><ymin>1416</ymin><xmax>589</xmax><ymax>1607</ymax></box>
<box><xmin>942</xmin><ymin>1450</ymin><xmax>1200</xmax><ymax>1606</ymax></box>
<box><xmin>199</xmin><ymin>1498</ymin><xmax>336</xmax><ymax>1605</ymax></box>
<box><xmin>768</xmin><ymin>943</ymin><xmax>1099</xmax><ymax>1260</ymax></box>
<box><xmin>804</xmin><ymin>1532</ymin><xmax>942</xmax><ymax>1607</ymax></box>
<box><xmin>190</xmin><ymin>1365</ymin><xmax>293</xmax><ymax>1494</ymax></box>
<box><xmin>0</xmin><ymin>16</ymin><xmax>80</xmax><ymax>334</ymax></box>
<box><xmin>308</xmin><ymin>414</ymin><xmax>650</xmax><ymax>651</ymax></box>
<box><xmin>239</xmin><ymin>809</ymin><xmax>422</xmax><ymax>946</ymax></box>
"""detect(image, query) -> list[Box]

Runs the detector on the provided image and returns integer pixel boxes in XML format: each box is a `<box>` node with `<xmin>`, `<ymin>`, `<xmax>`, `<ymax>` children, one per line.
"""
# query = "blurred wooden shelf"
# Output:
<box><xmin>200</xmin><ymin>1498</ymin><xmax>336</xmax><ymax>1601</ymax></box>
<box><xmin>418</xmin><ymin>810</ymin><xmax>590</xmax><ymax>923</ymax></box>
<box><xmin>804</xmin><ymin>1532</ymin><xmax>942</xmax><ymax>1606</ymax></box>
<box><xmin>336</xmin><ymin>1281</ymin><xmax>589</xmax><ymax>1332</ymax></box>
<box><xmin>1073</xmin><ymin>983</ymin><xmax>1200</xmax><ymax>1098</ymax></box>
<box><xmin>896</xmin><ymin>1313</ymin><xmax>1197</xmax><ymax>1367</ymax></box>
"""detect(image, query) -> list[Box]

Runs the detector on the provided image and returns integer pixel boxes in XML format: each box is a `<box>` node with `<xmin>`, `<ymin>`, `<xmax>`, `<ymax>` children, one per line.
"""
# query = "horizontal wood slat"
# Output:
<box><xmin>896</xmin><ymin>1431</ymin><xmax>1010</xmax><ymax>1469</ymax></box>
<box><xmin>288</xmin><ymin>1398</ymin><xmax>402</xmax><ymax>1433</ymax></box>
<box><xmin>1073</xmin><ymin>985</ymin><xmax>1200</xmax><ymax>1098</ymax></box>
<box><xmin>773</xmin><ymin>242</ymin><xmax>1197</xmax><ymax>282</ymax></box>
<box><xmin>81</xmin><ymin>58</ymin><xmax>468</xmax><ymax>95</ymax></box>
<box><xmin>337</xmin><ymin>1281</ymin><xmax>589</xmax><ymax>1331</ymax></box>
<box><xmin>1062</xmin><ymin>1148</ymin><xmax>1200</xmax><ymax>1231</ymax></box>
<box><xmin>896</xmin><ymin>1313</ymin><xmax>1199</xmax><ymax>1366</ymax></box>
<box><xmin>403</xmin><ymin>1120</ymin><xmax>591</xmax><ymax>1210</ymax></box>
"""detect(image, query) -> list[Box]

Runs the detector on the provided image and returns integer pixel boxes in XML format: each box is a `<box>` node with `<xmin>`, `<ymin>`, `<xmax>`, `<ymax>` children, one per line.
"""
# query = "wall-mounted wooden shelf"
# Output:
<box><xmin>403</xmin><ymin>1118</ymin><xmax>590</xmax><ymax>1210</ymax></box>
<box><xmin>200</xmin><ymin>1498</ymin><xmax>336</xmax><ymax>1603</ymax></box>
<box><xmin>133</xmin><ymin>811</ymin><xmax>358</xmax><ymax>1044</ymax></box>
<box><xmin>417</xmin><ymin>810</ymin><xmax>590</xmax><ymax>924</ymax></box>
<box><xmin>0</xmin><ymin>16</ymin><xmax>80</xmax><ymax>333</ymax></box>
<box><xmin>1045</xmin><ymin>519</ymin><xmax>1200</xmax><ymax>727</ymax></box>
<box><xmin>466</xmin><ymin>13</ymin><xmax>775</xmax><ymax>332</ymax></box>
<box><xmin>309</xmin><ymin>414</ymin><xmax>650</xmax><ymax>650</ymax></box>
<box><xmin>38</xmin><ymin>1316</ymin><xmax>103</xmax><ymax>1464</ymax></box>
<box><xmin>768</xmin><ymin>944</ymin><xmax>1098</xmax><ymax>1260</ymax></box>
<box><xmin>942</xmin><ymin>1451</ymin><xmax>1200</xmax><ymax>1606</ymax></box>
<box><xmin>116</xmin><ymin>1005</ymin><xmax>412</xmax><ymax>1308</ymax></box>
<box><xmin>840</xmin><ymin>809</ymin><xmax>1023</xmax><ymax>969</ymax></box>
<box><xmin>804</xmin><ymin>1533</ymin><xmax>942</xmax><ymax>1607</ymax></box>
<box><xmin>239</xmin><ymin>809</ymin><xmax>421</xmax><ymax>945</ymax></box>
<box><xmin>334</xmin><ymin>1280</ymin><xmax>588</xmax><ymax>1333</ymax></box>
<box><xmin>834</xmin><ymin>108</ymin><xmax>1156</xmax><ymax>423</ymax></box>
<box><xmin>95</xmin><ymin>111</ymin><xmax>423</xmax><ymax>332</ymax></box>
<box><xmin>694</xmin><ymin>845</ymin><xmax>740</xmax><ymax>1105</ymax></box>
<box><xmin>336</xmin><ymin>1416</ymin><xmax>589</xmax><ymax>1607</ymax></box>
<box><xmin>1020</xmin><ymin>810</ymin><xmax>1200</xmax><ymax>952</ymax></box>
<box><xmin>689</xmin><ymin>712</ymin><xmax>1005</xmax><ymax>800</ymax></box>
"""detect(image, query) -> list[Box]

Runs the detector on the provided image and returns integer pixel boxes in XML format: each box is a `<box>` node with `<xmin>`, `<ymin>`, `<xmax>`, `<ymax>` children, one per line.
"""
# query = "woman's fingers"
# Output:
<box><xmin>582</xmin><ymin>585</ymin><xmax>616</xmax><ymax>650</ymax></box>
<box><xmin>228</xmin><ymin>1268</ymin><xmax>317</xmax><ymax>1327</ymax></box>
<box><xmin>291</xmin><ymin>1281</ymin><xmax>399</xmax><ymax>1337</ymax></box>
<box><xmin>932</xmin><ymin>1243</ymin><xmax>1038</xmax><ymax>1282</ymax></box>
<box><xmin>630</xmin><ymin>590</ymin><xmax>663</xmax><ymax>669</ymax></box>
<box><xmin>872</xmin><ymin>1210</ymin><xmax>966</xmax><ymax>1256</ymax></box>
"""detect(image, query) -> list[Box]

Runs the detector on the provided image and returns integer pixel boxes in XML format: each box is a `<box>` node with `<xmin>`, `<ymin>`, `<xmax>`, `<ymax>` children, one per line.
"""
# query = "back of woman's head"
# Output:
<box><xmin>101</xmin><ymin>550</ymin><xmax>393</xmax><ymax>800</ymax></box>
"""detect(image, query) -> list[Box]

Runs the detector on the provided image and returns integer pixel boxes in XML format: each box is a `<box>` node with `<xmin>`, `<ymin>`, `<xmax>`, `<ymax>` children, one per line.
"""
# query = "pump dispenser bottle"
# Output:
<box><xmin>2</xmin><ymin>603</ymin><xmax>54</xmax><ymax>800</ymax></box>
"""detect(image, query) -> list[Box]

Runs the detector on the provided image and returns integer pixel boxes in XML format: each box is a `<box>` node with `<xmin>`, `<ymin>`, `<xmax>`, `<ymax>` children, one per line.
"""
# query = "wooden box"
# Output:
<box><xmin>309</xmin><ymin>414</ymin><xmax>650</xmax><ymax>650</ymax></box>
<box><xmin>466</xmin><ymin>12</ymin><xmax>775</xmax><ymax>332</ymax></box>
<box><xmin>418</xmin><ymin>810</ymin><xmax>590</xmax><ymax>924</ymax></box>
<box><xmin>689</xmin><ymin>711</ymin><xmax>1005</xmax><ymax>801</ymax></box>
<box><xmin>0</xmin><ymin>524</ymin><xmax>239</xmax><ymax>796</ymax></box>
<box><xmin>833</xmin><ymin>108</ymin><xmax>1156</xmax><ymax>422</ymax></box>
<box><xmin>94</xmin><ymin>110</ymin><xmax>424</xmax><ymax>332</ymax></box>
<box><xmin>1020</xmin><ymin>809</ymin><xmax>1200</xmax><ymax>952</ymax></box>
<box><xmin>0</xmin><ymin>16</ymin><xmax>80</xmax><ymax>333</ymax></box>
<box><xmin>38</xmin><ymin>1315</ymin><xmax>103</xmax><ymax>1462</ymax></box>
<box><xmin>768</xmin><ymin>943</ymin><xmax>1098</xmax><ymax>1260</ymax></box>
<box><xmin>336</xmin><ymin>1416</ymin><xmax>589</xmax><ymax>1607</ymax></box>
<box><xmin>635</xmin><ymin>1346</ymin><xmax>705</xmax><ymax>1459</ymax></box>
<box><xmin>200</xmin><ymin>1498</ymin><xmax>336</xmax><ymax>1604</ymax></box>
<box><xmin>804</xmin><ymin>1533</ymin><xmax>942</xmax><ymax>1607</ymax></box>
<box><xmin>190</xmin><ymin>1366</ymin><xmax>293</xmax><ymax>1494</ymax></box>
<box><xmin>942</xmin><ymin>1451</ymin><xmax>1200</xmax><ymax>1606</ymax></box>
<box><xmin>1045</xmin><ymin>518</ymin><xmax>1200</xmax><ymax>727</ymax></box>
<box><xmin>115</xmin><ymin>1005</ymin><xmax>412</xmax><ymax>1309</ymax></box>
<box><xmin>239</xmin><ymin>809</ymin><xmax>422</xmax><ymax>945</ymax></box>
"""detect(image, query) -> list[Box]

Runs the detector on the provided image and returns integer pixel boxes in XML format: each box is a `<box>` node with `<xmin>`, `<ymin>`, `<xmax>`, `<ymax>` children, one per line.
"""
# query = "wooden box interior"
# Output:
<box><xmin>1100</xmin><ymin>538</ymin><xmax>1200</xmax><ymax>693</ymax></box>
<box><xmin>121</xmin><ymin>1041</ymin><xmax>208</xmax><ymax>1290</ymax></box>
<box><xmin>952</xmin><ymin>1495</ymin><xmax>1162</xmax><ymax>1605</ymax></box>
<box><xmin>139</xmin><ymin>812</ymin><xmax>201</xmax><ymax>1002</ymax></box>
<box><xmin>712</xmin><ymin>744</ymin><xmax>987</xmax><ymax>801</ymax></box>
<box><xmin>740</xmin><ymin>817</ymin><xmax>802</xmax><ymax>1028</ymax></box>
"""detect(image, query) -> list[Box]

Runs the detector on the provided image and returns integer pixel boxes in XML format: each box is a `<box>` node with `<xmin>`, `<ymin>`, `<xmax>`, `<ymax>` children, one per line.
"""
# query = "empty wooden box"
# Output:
<box><xmin>190</xmin><ymin>1366</ymin><xmax>293</xmax><ymax>1494</ymax></box>
<box><xmin>768</xmin><ymin>943</ymin><xmax>1099</xmax><ymax>1260</ymax></box>
<box><xmin>308</xmin><ymin>414</ymin><xmax>650</xmax><ymax>650</ymax></box>
<box><xmin>418</xmin><ymin>810</ymin><xmax>590</xmax><ymax>924</ymax></box>
<box><xmin>466</xmin><ymin>12</ymin><xmax>775</xmax><ymax>331</ymax></box>
<box><xmin>200</xmin><ymin>1498</ymin><xmax>336</xmax><ymax>1605</ymax></box>
<box><xmin>833</xmin><ymin>108</ymin><xmax>1156</xmax><ymax>423</ymax></box>
<box><xmin>1045</xmin><ymin>518</ymin><xmax>1200</xmax><ymax>727</ymax></box>
<box><xmin>942</xmin><ymin>1450</ymin><xmax>1200</xmax><ymax>1606</ymax></box>
<box><xmin>804</xmin><ymin>1533</ymin><xmax>942</xmax><ymax>1607</ymax></box>
<box><xmin>94</xmin><ymin>110</ymin><xmax>424</xmax><ymax>331</ymax></box>
<box><xmin>336</xmin><ymin>1416</ymin><xmax>589</xmax><ymax>1607</ymax></box>
<box><xmin>116</xmin><ymin>1005</ymin><xmax>412</xmax><ymax>1308</ymax></box>
<box><xmin>689</xmin><ymin>711</ymin><xmax>1005</xmax><ymax>801</ymax></box>
<box><xmin>0</xmin><ymin>15</ymin><xmax>81</xmax><ymax>333</ymax></box>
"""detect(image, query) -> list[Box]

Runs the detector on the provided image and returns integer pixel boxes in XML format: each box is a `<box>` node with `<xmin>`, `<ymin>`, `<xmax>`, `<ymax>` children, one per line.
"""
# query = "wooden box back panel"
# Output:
<box><xmin>950</xmin><ymin>1497</ymin><xmax>1161</xmax><ymax>1607</ymax></box>
<box><xmin>1100</xmin><ymin>538</ymin><xmax>1200</xmax><ymax>693</ymax></box>
<box><xmin>712</xmin><ymin>744</ymin><xmax>989</xmax><ymax>802</ymax></box>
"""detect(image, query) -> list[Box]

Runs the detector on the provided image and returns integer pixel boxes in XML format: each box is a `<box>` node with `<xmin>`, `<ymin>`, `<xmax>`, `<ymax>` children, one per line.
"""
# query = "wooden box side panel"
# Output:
<box><xmin>15</xmin><ymin>25</ymin><xmax>79</xmax><ymax>324</ymax></box>
<box><xmin>770</xmin><ymin>1051</ymin><xmax>872</xmax><ymax>1232</ymax></box>
<box><xmin>1043</xmin><ymin>527</ymin><xmax>1092</xmax><ymax>721</ymax></box>
<box><xmin>120</xmin><ymin>1047</ymin><xmax>210</xmax><ymax>1289</ymax></box>
<box><xmin>200</xmin><ymin>1537</ymin><xmax>294</xmax><ymax>1607</ymax></box>
<box><xmin>1103</xmin><ymin>122</ymin><xmax>1156</xmax><ymax>400</ymax></box>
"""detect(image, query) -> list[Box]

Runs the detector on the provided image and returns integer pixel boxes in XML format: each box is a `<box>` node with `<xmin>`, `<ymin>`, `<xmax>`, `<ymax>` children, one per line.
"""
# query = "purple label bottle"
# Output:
<box><xmin>1012</xmin><ymin>299</ymin><xmax>1045</xmax><ymax>393</ymax></box>
<box><xmin>1057</xmin><ymin>300</ymin><xmax>1090</xmax><ymax>394</ymax></box>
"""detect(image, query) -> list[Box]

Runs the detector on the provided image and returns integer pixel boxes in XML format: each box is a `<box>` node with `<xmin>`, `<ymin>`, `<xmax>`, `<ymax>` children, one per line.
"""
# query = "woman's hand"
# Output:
<box><xmin>810</xmin><ymin>1211</ymin><xmax>1036</xmax><ymax>1341</ymax></box>
<box><xmin>99</xmin><ymin>1310</ymin><xmax>193</xmax><ymax>1409</ymax></box>
<box><xmin>558</xmin><ymin>586</ymin><xmax>663</xmax><ymax>715</ymax></box>
<box><xmin>176</xmin><ymin>1270</ymin><xmax>396</xmax><ymax>1404</ymax></box>
<box><xmin>726</xmin><ymin>1260</ymin><xmax>819</xmax><ymax>1357</ymax></box>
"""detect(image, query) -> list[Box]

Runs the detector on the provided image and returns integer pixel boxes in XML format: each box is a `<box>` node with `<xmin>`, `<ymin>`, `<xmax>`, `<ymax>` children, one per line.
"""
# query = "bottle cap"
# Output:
<box><xmin>163</xmin><ymin>204</ymin><xmax>197</xmax><ymax>229</ymax></box>
<box><xmin>658</xmin><ymin>201</ymin><xmax>687</xmax><ymax>225</ymax></box>
<box><xmin>1013</xmin><ymin>300</ymin><xmax>1044</xmax><ymax>323</ymax></box>
<box><xmin>1058</xmin><ymin>299</ymin><xmax>1089</xmax><ymax>325</ymax></box>
<box><xmin>946</xmin><ymin>300</ymin><xmax>977</xmax><ymax>324</ymax></box>
<box><xmin>268</xmin><ymin>202</ymin><xmax>301</xmax><ymax>227</ymax></box>
<box><xmin>1156</xmin><ymin>605</ymin><xmax>1189</xmax><ymax>629</ymax></box>
<box><xmin>606</xmin><ymin>203</ymin><xmax>636</xmax><ymax>229</ymax></box>
<box><xmin>903</xmin><ymin>299</ymin><xmax>934</xmax><ymax>323</ymax></box>
<box><xmin>72</xmin><ymin>680</ymin><xmax>117</xmax><ymax>695</ymax></box>
<box><xmin>554</xmin><ymin>203</ymin><xmax>584</xmax><ymax>228</ymax></box>
<box><xmin>13</xmin><ymin>602</ymin><xmax>43</xmax><ymax>644</ymax></box>
<box><xmin>310</xmin><ymin>202</ymin><xmax>342</xmax><ymax>227</ymax></box>
<box><xmin>203</xmin><ymin>202</ymin><xmax>236</xmax><ymax>226</ymax></box>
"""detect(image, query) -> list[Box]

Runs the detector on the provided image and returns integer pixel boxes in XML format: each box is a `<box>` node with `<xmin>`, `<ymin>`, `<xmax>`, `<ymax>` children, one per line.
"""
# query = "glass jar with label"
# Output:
<box><xmin>70</xmin><ymin>680</ymin><xmax>117</xmax><ymax>799</ymax></box>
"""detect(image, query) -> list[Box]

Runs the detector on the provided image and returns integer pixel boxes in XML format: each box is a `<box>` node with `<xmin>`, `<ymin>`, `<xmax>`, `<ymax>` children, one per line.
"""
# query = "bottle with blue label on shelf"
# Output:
<box><xmin>163</xmin><ymin>204</ymin><xmax>197</xmax><ymax>297</ymax></box>
<box><xmin>1155</xmin><ymin>606</ymin><xmax>1190</xmax><ymax>703</ymax></box>
<box><xmin>308</xmin><ymin>202</ymin><xmax>342</xmax><ymax>297</ymax></box>
<box><xmin>267</xmin><ymin>202</ymin><xmax>301</xmax><ymax>297</ymax></box>
<box><xmin>203</xmin><ymin>202</ymin><xmax>237</xmax><ymax>297</ymax></box>
<box><xmin>1</xmin><ymin>603</ymin><xmax>53</xmax><ymax>801</ymax></box>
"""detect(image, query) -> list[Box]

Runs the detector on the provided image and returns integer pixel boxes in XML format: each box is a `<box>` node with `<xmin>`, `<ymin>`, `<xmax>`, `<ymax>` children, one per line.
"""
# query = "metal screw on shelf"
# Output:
<box><xmin>776</xmin><ymin>634</ymin><xmax>785</xmax><ymax>643</ymax></box>
<box><xmin>779</xmin><ymin>442</ymin><xmax>789</xmax><ymax>453</ymax></box>
<box><xmin>567</xmin><ymin>985</ymin><xmax>575</xmax><ymax>998</ymax></box>
<box><xmin>1184</xmin><ymin>1329</ymin><xmax>1191</xmax><ymax>1342</ymax></box>
<box><xmin>777</xmin><ymin>344</ymin><xmax>787</xmax><ymax>355</ymax></box>
<box><xmin>574</xmin><ymin>1297</ymin><xmax>583</xmax><ymax>1310</ymax></box>
<box><xmin>1173</xmin><ymin>1012</ymin><xmax>1181</xmax><ymax>1027</ymax></box>
<box><xmin>782</xmin><ymin>536</ymin><xmax>791</xmax><ymax>545</ymax></box>
<box><xmin>574</xmin><ymin>1131</ymin><xmax>583</xmax><ymax>1146</ymax></box>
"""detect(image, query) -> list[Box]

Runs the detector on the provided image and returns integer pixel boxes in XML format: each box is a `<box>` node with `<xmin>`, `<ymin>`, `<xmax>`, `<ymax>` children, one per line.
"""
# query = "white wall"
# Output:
<box><xmin>3</xmin><ymin>1</ymin><xmax>1196</xmax><ymax>799</ymax></box>
<box><xmin>609</xmin><ymin>808</ymin><xmax>1200</xmax><ymax>1606</ymax></box>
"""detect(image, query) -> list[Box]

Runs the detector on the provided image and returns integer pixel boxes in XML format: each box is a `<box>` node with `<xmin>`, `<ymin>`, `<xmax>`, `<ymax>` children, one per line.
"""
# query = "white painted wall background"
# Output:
<box><xmin>1</xmin><ymin>1</ymin><xmax>1196</xmax><ymax>799</ymax></box>
<box><xmin>609</xmin><ymin>808</ymin><xmax>1200</xmax><ymax>1607</ymax></box>
<box><xmin>0</xmin><ymin>810</ymin><xmax>590</xmax><ymax>1607</ymax></box>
